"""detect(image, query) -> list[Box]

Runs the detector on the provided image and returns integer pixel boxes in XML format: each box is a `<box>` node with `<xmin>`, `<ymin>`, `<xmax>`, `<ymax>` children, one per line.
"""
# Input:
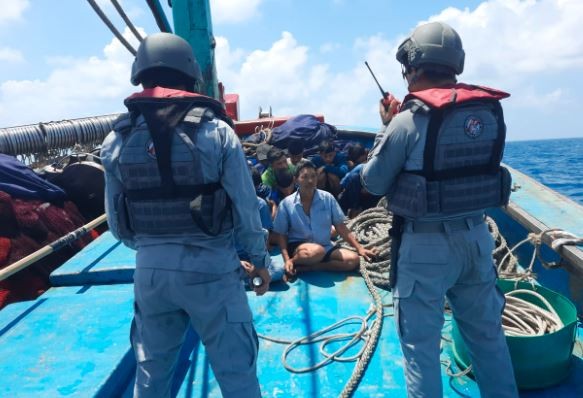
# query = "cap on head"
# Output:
<box><xmin>267</xmin><ymin>147</ymin><xmax>285</xmax><ymax>164</ymax></box>
<box><xmin>131</xmin><ymin>32</ymin><xmax>203</xmax><ymax>86</ymax></box>
<box><xmin>396</xmin><ymin>22</ymin><xmax>465</xmax><ymax>75</ymax></box>
<box><xmin>255</xmin><ymin>143</ymin><xmax>273</xmax><ymax>161</ymax></box>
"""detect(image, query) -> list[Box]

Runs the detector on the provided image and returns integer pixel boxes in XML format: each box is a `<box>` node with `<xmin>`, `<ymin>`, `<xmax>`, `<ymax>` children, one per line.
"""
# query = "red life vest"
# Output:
<box><xmin>402</xmin><ymin>83</ymin><xmax>510</xmax><ymax>109</ymax></box>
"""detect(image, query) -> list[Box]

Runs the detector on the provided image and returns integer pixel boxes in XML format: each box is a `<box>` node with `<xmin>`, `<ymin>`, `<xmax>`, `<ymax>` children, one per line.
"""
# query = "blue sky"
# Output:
<box><xmin>0</xmin><ymin>0</ymin><xmax>582</xmax><ymax>141</ymax></box>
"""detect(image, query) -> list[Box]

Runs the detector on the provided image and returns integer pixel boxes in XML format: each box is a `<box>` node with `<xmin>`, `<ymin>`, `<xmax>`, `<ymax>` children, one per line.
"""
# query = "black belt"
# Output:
<box><xmin>404</xmin><ymin>214</ymin><xmax>485</xmax><ymax>234</ymax></box>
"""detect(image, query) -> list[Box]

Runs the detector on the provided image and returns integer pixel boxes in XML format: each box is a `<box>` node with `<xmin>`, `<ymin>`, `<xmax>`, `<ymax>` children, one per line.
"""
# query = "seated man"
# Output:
<box><xmin>251</xmin><ymin>165</ymin><xmax>271</xmax><ymax>201</ymax></box>
<box><xmin>346</xmin><ymin>142</ymin><xmax>367</xmax><ymax>170</ymax></box>
<box><xmin>338</xmin><ymin>143</ymin><xmax>380</xmax><ymax>217</ymax></box>
<box><xmin>268</xmin><ymin>168</ymin><xmax>297</xmax><ymax>219</ymax></box>
<box><xmin>261</xmin><ymin>147</ymin><xmax>295</xmax><ymax>189</ymax></box>
<box><xmin>310</xmin><ymin>140</ymin><xmax>348</xmax><ymax>197</ymax></box>
<box><xmin>236</xmin><ymin>187</ymin><xmax>285</xmax><ymax>283</ymax></box>
<box><xmin>253</xmin><ymin>142</ymin><xmax>273</xmax><ymax>174</ymax></box>
<box><xmin>287</xmin><ymin>139</ymin><xmax>307</xmax><ymax>172</ymax></box>
<box><xmin>270</xmin><ymin>168</ymin><xmax>296</xmax><ymax>206</ymax></box>
<box><xmin>273</xmin><ymin>160</ymin><xmax>376</xmax><ymax>277</ymax></box>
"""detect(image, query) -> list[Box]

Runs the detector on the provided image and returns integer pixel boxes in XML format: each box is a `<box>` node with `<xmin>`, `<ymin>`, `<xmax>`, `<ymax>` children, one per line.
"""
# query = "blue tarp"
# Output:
<box><xmin>0</xmin><ymin>154</ymin><xmax>66</xmax><ymax>202</ymax></box>
<box><xmin>270</xmin><ymin>115</ymin><xmax>337</xmax><ymax>155</ymax></box>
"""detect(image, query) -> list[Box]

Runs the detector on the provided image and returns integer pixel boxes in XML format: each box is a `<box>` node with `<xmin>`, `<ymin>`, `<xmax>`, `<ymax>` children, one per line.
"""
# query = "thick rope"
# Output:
<box><xmin>503</xmin><ymin>290</ymin><xmax>564</xmax><ymax>336</ymax></box>
<box><xmin>338</xmin><ymin>206</ymin><xmax>393</xmax><ymax>287</ymax></box>
<box><xmin>494</xmin><ymin>226</ymin><xmax>583</xmax><ymax>282</ymax></box>
<box><xmin>339</xmin><ymin>257</ymin><xmax>385</xmax><ymax>398</ymax></box>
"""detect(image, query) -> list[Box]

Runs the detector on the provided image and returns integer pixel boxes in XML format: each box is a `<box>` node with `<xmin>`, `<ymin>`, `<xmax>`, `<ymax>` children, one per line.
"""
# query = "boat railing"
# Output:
<box><xmin>502</xmin><ymin>165</ymin><xmax>583</xmax><ymax>278</ymax></box>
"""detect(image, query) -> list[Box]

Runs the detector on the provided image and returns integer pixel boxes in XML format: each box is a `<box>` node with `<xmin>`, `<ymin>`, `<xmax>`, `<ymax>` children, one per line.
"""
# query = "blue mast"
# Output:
<box><xmin>171</xmin><ymin>0</ymin><xmax>219</xmax><ymax>99</ymax></box>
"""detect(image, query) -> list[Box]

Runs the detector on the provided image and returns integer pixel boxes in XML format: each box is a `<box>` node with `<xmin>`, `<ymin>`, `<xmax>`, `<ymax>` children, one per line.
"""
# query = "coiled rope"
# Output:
<box><xmin>502</xmin><ymin>290</ymin><xmax>564</xmax><ymax>336</ymax></box>
<box><xmin>338</xmin><ymin>206</ymin><xmax>393</xmax><ymax>287</ymax></box>
<box><xmin>257</xmin><ymin>262</ymin><xmax>388</xmax><ymax>397</ymax></box>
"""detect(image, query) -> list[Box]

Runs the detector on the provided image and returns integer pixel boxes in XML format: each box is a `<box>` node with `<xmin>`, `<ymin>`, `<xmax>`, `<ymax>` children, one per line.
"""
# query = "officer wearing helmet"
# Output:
<box><xmin>362</xmin><ymin>22</ymin><xmax>518</xmax><ymax>397</ymax></box>
<box><xmin>101</xmin><ymin>32</ymin><xmax>270</xmax><ymax>397</ymax></box>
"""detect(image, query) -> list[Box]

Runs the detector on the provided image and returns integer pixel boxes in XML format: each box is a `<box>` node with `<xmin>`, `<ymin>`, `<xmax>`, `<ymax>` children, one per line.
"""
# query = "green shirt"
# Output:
<box><xmin>261</xmin><ymin>164</ymin><xmax>296</xmax><ymax>188</ymax></box>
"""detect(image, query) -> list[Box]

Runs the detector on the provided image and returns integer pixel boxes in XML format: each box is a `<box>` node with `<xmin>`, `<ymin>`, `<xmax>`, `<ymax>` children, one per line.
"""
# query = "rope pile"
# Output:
<box><xmin>337</xmin><ymin>206</ymin><xmax>393</xmax><ymax>287</ymax></box>
<box><xmin>502</xmin><ymin>290</ymin><xmax>564</xmax><ymax>336</ymax></box>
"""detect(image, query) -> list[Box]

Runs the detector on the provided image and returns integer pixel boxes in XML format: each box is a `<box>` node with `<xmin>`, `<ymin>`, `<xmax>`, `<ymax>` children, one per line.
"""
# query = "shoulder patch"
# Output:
<box><xmin>464</xmin><ymin>115</ymin><xmax>484</xmax><ymax>139</ymax></box>
<box><xmin>113</xmin><ymin>113</ymin><xmax>132</xmax><ymax>135</ymax></box>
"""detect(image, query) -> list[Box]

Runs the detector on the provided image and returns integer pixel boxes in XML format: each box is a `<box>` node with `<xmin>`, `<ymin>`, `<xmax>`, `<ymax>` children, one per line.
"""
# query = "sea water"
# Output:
<box><xmin>504</xmin><ymin>137</ymin><xmax>583</xmax><ymax>205</ymax></box>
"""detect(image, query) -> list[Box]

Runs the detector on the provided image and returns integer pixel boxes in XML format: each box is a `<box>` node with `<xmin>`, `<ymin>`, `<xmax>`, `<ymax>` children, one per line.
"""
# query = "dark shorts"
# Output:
<box><xmin>287</xmin><ymin>241</ymin><xmax>341</xmax><ymax>263</ymax></box>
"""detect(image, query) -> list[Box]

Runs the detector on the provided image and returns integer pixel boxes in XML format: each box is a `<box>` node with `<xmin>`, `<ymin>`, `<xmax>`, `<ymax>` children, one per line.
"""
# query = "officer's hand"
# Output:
<box><xmin>379</xmin><ymin>98</ymin><xmax>400</xmax><ymax>125</ymax></box>
<box><xmin>250</xmin><ymin>267</ymin><xmax>271</xmax><ymax>296</ymax></box>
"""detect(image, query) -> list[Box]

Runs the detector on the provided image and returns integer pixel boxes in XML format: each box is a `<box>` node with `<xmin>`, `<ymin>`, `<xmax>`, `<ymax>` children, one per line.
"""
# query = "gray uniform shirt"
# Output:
<box><xmin>101</xmin><ymin>115</ymin><xmax>270</xmax><ymax>273</ymax></box>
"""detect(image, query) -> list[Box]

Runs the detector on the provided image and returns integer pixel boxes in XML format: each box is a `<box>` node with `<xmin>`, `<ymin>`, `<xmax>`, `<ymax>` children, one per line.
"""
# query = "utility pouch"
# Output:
<box><xmin>115</xmin><ymin>193</ymin><xmax>134</xmax><ymax>240</ymax></box>
<box><xmin>500</xmin><ymin>165</ymin><xmax>512</xmax><ymax>206</ymax></box>
<box><xmin>189</xmin><ymin>189</ymin><xmax>232</xmax><ymax>236</ymax></box>
<box><xmin>388</xmin><ymin>173</ymin><xmax>428</xmax><ymax>218</ymax></box>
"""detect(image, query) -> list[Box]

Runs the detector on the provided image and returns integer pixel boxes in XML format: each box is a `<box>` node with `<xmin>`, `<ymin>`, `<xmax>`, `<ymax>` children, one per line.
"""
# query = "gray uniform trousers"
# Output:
<box><xmin>393</xmin><ymin>218</ymin><xmax>519</xmax><ymax>398</ymax></box>
<box><xmin>131</xmin><ymin>267</ymin><xmax>261</xmax><ymax>398</ymax></box>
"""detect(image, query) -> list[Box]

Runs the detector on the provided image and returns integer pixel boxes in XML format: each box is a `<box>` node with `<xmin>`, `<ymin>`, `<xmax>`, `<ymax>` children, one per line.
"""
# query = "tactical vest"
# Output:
<box><xmin>388</xmin><ymin>84</ymin><xmax>512</xmax><ymax>218</ymax></box>
<box><xmin>114</xmin><ymin>105</ymin><xmax>233</xmax><ymax>237</ymax></box>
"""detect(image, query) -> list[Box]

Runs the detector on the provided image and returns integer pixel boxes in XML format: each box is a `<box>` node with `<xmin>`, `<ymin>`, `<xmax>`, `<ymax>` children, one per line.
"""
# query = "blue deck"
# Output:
<box><xmin>0</xmin><ymin>161</ymin><xmax>582</xmax><ymax>397</ymax></box>
<box><xmin>0</xmin><ymin>284</ymin><xmax>135</xmax><ymax>397</ymax></box>
<box><xmin>1</xmin><ymin>230</ymin><xmax>581</xmax><ymax>397</ymax></box>
<box><xmin>50</xmin><ymin>231</ymin><xmax>135</xmax><ymax>286</ymax></box>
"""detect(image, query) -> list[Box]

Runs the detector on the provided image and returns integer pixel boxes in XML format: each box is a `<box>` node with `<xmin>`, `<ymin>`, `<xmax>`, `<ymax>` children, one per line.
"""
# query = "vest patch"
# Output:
<box><xmin>464</xmin><ymin>115</ymin><xmax>483</xmax><ymax>139</ymax></box>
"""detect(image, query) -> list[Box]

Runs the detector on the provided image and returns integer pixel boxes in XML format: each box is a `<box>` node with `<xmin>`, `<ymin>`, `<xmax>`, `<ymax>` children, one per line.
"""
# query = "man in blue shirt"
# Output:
<box><xmin>310</xmin><ymin>140</ymin><xmax>349</xmax><ymax>197</ymax></box>
<box><xmin>338</xmin><ymin>143</ymin><xmax>379</xmax><ymax>217</ymax></box>
<box><xmin>101</xmin><ymin>33</ymin><xmax>270</xmax><ymax>398</ymax></box>
<box><xmin>273</xmin><ymin>160</ymin><xmax>375</xmax><ymax>277</ymax></box>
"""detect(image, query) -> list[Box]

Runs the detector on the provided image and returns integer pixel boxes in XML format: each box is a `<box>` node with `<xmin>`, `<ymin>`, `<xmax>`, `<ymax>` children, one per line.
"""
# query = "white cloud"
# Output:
<box><xmin>426</xmin><ymin>0</ymin><xmax>583</xmax><ymax>81</ymax></box>
<box><xmin>512</xmin><ymin>87</ymin><xmax>563</xmax><ymax>109</ymax></box>
<box><xmin>319</xmin><ymin>42</ymin><xmax>341</xmax><ymax>54</ymax></box>
<box><xmin>211</xmin><ymin>0</ymin><xmax>263</xmax><ymax>24</ymax></box>
<box><xmin>216</xmin><ymin>31</ymin><xmax>402</xmax><ymax>126</ymax></box>
<box><xmin>0</xmin><ymin>47</ymin><xmax>23</xmax><ymax>63</ymax></box>
<box><xmin>0</xmin><ymin>28</ymin><xmax>140</xmax><ymax>126</ymax></box>
<box><xmin>0</xmin><ymin>0</ymin><xmax>29</xmax><ymax>24</ymax></box>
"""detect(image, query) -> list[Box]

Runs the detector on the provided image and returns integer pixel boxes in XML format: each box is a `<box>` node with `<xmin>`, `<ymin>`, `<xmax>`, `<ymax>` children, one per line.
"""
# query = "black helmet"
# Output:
<box><xmin>396</xmin><ymin>22</ymin><xmax>465</xmax><ymax>75</ymax></box>
<box><xmin>131</xmin><ymin>32</ymin><xmax>203</xmax><ymax>86</ymax></box>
